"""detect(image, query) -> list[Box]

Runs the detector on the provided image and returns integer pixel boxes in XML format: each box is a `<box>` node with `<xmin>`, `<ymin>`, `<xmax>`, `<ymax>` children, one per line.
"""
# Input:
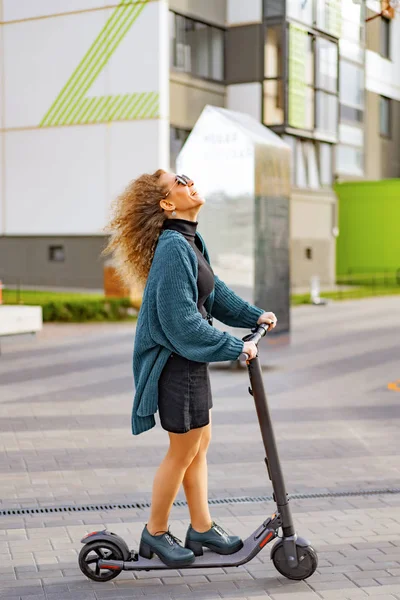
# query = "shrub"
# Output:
<box><xmin>21</xmin><ymin>297</ymin><xmax>135</xmax><ymax>323</ymax></box>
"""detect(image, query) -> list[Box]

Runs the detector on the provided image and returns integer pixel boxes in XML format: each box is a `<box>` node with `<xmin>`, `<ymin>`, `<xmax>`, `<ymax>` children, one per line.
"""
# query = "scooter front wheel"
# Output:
<box><xmin>271</xmin><ymin>541</ymin><xmax>318</xmax><ymax>580</ymax></box>
<box><xmin>79</xmin><ymin>540</ymin><xmax>123</xmax><ymax>582</ymax></box>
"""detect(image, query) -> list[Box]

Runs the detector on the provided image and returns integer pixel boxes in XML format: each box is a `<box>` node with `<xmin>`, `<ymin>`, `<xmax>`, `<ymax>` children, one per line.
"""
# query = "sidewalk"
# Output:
<box><xmin>0</xmin><ymin>296</ymin><xmax>399</xmax><ymax>600</ymax></box>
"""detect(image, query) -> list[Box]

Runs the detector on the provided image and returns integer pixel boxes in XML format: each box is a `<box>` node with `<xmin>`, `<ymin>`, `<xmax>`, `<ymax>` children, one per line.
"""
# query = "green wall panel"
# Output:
<box><xmin>335</xmin><ymin>179</ymin><xmax>400</xmax><ymax>275</ymax></box>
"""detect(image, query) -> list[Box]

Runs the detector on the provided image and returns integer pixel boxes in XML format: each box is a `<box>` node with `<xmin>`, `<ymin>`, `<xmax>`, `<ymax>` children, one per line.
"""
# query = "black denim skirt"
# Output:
<box><xmin>158</xmin><ymin>352</ymin><xmax>213</xmax><ymax>434</ymax></box>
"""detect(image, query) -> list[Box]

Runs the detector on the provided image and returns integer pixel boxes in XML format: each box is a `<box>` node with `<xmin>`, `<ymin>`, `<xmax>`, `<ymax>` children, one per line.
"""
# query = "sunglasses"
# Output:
<box><xmin>164</xmin><ymin>174</ymin><xmax>191</xmax><ymax>198</ymax></box>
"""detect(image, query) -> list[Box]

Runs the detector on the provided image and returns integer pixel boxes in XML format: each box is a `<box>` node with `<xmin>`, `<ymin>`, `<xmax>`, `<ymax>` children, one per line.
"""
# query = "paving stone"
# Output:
<box><xmin>1</xmin><ymin>299</ymin><xmax>400</xmax><ymax>598</ymax></box>
<box><xmin>270</xmin><ymin>594</ymin><xmax>321</xmax><ymax>600</ymax></box>
<box><xmin>162</xmin><ymin>576</ymin><xmax>208</xmax><ymax>585</ymax></box>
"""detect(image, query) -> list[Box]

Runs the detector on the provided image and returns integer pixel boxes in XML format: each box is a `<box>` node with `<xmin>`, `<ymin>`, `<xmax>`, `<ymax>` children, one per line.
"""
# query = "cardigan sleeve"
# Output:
<box><xmin>210</xmin><ymin>275</ymin><xmax>264</xmax><ymax>329</ymax></box>
<box><xmin>152</xmin><ymin>240</ymin><xmax>244</xmax><ymax>363</ymax></box>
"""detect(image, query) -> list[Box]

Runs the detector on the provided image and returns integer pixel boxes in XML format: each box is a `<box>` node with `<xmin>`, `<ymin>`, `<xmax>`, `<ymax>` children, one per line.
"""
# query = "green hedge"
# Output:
<box><xmin>41</xmin><ymin>298</ymin><xmax>135</xmax><ymax>322</ymax></box>
<box><xmin>4</xmin><ymin>290</ymin><xmax>136</xmax><ymax>322</ymax></box>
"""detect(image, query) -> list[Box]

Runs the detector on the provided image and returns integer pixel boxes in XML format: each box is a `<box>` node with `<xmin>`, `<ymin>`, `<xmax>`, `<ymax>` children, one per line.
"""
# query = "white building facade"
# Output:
<box><xmin>0</xmin><ymin>0</ymin><xmax>398</xmax><ymax>289</ymax></box>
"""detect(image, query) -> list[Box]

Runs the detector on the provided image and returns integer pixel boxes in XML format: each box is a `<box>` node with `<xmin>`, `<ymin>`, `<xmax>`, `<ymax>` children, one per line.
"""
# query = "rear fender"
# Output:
<box><xmin>80</xmin><ymin>529</ymin><xmax>131</xmax><ymax>561</ymax></box>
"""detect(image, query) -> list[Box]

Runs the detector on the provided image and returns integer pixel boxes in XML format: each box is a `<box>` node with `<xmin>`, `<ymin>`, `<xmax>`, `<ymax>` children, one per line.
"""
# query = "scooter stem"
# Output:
<box><xmin>247</xmin><ymin>356</ymin><xmax>295</xmax><ymax>538</ymax></box>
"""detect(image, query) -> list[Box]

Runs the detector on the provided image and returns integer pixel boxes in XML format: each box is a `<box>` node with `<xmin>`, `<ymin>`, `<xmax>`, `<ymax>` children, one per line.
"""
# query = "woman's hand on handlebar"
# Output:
<box><xmin>257</xmin><ymin>311</ymin><xmax>277</xmax><ymax>331</ymax></box>
<box><xmin>242</xmin><ymin>341</ymin><xmax>258</xmax><ymax>360</ymax></box>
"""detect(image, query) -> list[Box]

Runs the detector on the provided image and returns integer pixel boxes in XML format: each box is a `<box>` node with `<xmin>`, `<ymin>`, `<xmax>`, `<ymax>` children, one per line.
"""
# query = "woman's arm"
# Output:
<box><xmin>151</xmin><ymin>239</ymin><xmax>244</xmax><ymax>363</ymax></box>
<box><xmin>210</xmin><ymin>275</ymin><xmax>264</xmax><ymax>328</ymax></box>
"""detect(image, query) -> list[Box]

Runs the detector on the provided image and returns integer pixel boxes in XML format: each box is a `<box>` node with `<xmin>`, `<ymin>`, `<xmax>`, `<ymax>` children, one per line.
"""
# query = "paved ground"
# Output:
<box><xmin>0</xmin><ymin>296</ymin><xmax>399</xmax><ymax>600</ymax></box>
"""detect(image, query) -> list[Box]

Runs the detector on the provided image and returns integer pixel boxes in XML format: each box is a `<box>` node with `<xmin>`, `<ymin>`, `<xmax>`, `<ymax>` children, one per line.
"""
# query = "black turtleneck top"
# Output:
<box><xmin>162</xmin><ymin>218</ymin><xmax>215</xmax><ymax>319</ymax></box>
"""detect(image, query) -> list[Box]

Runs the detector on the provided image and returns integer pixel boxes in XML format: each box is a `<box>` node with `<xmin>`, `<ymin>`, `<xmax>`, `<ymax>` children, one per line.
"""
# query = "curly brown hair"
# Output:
<box><xmin>102</xmin><ymin>169</ymin><xmax>168</xmax><ymax>286</ymax></box>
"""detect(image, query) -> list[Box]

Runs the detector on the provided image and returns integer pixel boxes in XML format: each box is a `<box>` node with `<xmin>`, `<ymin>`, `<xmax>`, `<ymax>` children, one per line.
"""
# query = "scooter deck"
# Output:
<box><xmin>99</xmin><ymin>531</ymin><xmax>275</xmax><ymax>570</ymax></box>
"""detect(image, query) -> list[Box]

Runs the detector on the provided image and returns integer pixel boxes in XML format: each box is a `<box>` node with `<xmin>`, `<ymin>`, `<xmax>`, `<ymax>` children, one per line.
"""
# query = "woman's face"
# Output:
<box><xmin>159</xmin><ymin>172</ymin><xmax>205</xmax><ymax>219</ymax></box>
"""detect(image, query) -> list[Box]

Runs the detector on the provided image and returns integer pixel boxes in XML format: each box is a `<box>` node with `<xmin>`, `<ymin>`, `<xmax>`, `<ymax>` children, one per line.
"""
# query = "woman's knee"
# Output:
<box><xmin>167</xmin><ymin>429</ymin><xmax>203</xmax><ymax>467</ymax></box>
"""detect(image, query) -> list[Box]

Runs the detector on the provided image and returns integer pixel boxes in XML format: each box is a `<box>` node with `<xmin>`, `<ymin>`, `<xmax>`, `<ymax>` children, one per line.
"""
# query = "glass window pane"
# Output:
<box><xmin>265</xmin><ymin>25</ymin><xmax>283</xmax><ymax>78</ymax></box>
<box><xmin>316</xmin><ymin>38</ymin><xmax>338</xmax><ymax>93</ymax></box>
<box><xmin>339</xmin><ymin>38</ymin><xmax>364</xmax><ymax>63</ymax></box>
<box><xmin>304</xmin><ymin>141</ymin><xmax>320</xmax><ymax>189</ymax></box>
<box><xmin>339</xmin><ymin>61</ymin><xmax>364</xmax><ymax>110</ymax></box>
<box><xmin>264</xmin><ymin>0</ymin><xmax>284</xmax><ymax>17</ymax></box>
<box><xmin>380</xmin><ymin>96</ymin><xmax>391</xmax><ymax>137</ymax></box>
<box><xmin>319</xmin><ymin>142</ymin><xmax>332</xmax><ymax>185</ymax></box>
<box><xmin>210</xmin><ymin>28</ymin><xmax>224</xmax><ymax>80</ymax></box>
<box><xmin>170</xmin><ymin>11</ymin><xmax>175</xmax><ymax>68</ymax></box>
<box><xmin>339</xmin><ymin>123</ymin><xmax>363</xmax><ymax>146</ymax></box>
<box><xmin>187</xmin><ymin>22</ymin><xmax>210</xmax><ymax>78</ymax></box>
<box><xmin>316</xmin><ymin>0</ymin><xmax>341</xmax><ymax>36</ymax></box>
<box><xmin>295</xmin><ymin>140</ymin><xmax>307</xmax><ymax>187</ymax></box>
<box><xmin>287</xmin><ymin>0</ymin><xmax>313</xmax><ymax>26</ymax></box>
<box><xmin>173</xmin><ymin>14</ymin><xmax>190</xmax><ymax>71</ymax></box>
<box><xmin>288</xmin><ymin>25</ymin><xmax>314</xmax><ymax>129</ymax></box>
<box><xmin>340</xmin><ymin>104</ymin><xmax>363</xmax><ymax>123</ymax></box>
<box><xmin>282</xmin><ymin>135</ymin><xmax>296</xmax><ymax>185</ymax></box>
<box><xmin>336</xmin><ymin>145</ymin><xmax>363</xmax><ymax>175</ymax></box>
<box><xmin>263</xmin><ymin>80</ymin><xmax>284</xmax><ymax>125</ymax></box>
<box><xmin>339</xmin><ymin>0</ymin><xmax>362</xmax><ymax>43</ymax></box>
<box><xmin>380</xmin><ymin>18</ymin><xmax>390</xmax><ymax>59</ymax></box>
<box><xmin>316</xmin><ymin>91</ymin><xmax>338</xmax><ymax>136</ymax></box>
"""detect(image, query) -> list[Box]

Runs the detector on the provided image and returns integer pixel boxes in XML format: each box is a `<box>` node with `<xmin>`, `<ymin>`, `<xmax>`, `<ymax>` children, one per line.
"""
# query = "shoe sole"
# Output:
<box><xmin>187</xmin><ymin>539</ymin><xmax>244</xmax><ymax>556</ymax></box>
<box><xmin>139</xmin><ymin>548</ymin><xmax>196</xmax><ymax>568</ymax></box>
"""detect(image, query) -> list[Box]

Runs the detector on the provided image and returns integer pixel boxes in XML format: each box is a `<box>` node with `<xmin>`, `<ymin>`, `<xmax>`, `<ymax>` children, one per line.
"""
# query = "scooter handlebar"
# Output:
<box><xmin>239</xmin><ymin>323</ymin><xmax>270</xmax><ymax>361</ymax></box>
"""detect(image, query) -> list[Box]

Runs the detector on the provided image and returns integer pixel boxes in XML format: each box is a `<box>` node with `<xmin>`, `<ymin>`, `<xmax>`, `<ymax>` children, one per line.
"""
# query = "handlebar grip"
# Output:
<box><xmin>240</xmin><ymin>323</ymin><xmax>270</xmax><ymax>362</ymax></box>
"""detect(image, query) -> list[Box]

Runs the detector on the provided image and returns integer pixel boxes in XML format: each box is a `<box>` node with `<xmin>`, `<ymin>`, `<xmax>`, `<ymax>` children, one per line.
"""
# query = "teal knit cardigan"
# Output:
<box><xmin>132</xmin><ymin>229</ymin><xmax>264</xmax><ymax>435</ymax></box>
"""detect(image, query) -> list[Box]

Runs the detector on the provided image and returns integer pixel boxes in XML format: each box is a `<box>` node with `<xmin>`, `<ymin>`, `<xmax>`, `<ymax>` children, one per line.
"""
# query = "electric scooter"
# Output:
<box><xmin>78</xmin><ymin>324</ymin><xmax>318</xmax><ymax>583</ymax></box>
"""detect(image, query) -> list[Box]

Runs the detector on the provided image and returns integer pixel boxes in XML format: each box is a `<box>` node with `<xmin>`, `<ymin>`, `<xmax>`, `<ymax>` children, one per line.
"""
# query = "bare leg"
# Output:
<box><xmin>146</xmin><ymin>427</ymin><xmax>205</xmax><ymax>535</ymax></box>
<box><xmin>182</xmin><ymin>414</ymin><xmax>212</xmax><ymax>532</ymax></box>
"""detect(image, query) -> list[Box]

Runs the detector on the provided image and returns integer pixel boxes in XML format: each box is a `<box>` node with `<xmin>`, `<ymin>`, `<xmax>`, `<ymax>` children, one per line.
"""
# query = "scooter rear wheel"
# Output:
<box><xmin>271</xmin><ymin>542</ymin><xmax>318</xmax><ymax>580</ymax></box>
<box><xmin>79</xmin><ymin>540</ymin><xmax>123</xmax><ymax>582</ymax></box>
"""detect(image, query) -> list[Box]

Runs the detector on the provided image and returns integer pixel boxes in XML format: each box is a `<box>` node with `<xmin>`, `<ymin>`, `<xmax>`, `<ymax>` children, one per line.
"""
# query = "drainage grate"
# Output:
<box><xmin>1</xmin><ymin>487</ymin><xmax>399</xmax><ymax>517</ymax></box>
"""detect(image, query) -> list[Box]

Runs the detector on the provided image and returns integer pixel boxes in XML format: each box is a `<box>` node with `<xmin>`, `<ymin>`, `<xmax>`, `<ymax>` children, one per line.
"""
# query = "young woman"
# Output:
<box><xmin>103</xmin><ymin>170</ymin><xmax>277</xmax><ymax>568</ymax></box>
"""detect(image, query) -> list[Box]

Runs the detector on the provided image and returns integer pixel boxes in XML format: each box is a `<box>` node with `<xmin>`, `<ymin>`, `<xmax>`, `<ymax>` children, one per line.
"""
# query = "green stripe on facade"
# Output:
<box><xmin>40</xmin><ymin>0</ymin><xmax>157</xmax><ymax>127</ymax></box>
<box><xmin>54</xmin><ymin>92</ymin><xmax>160</xmax><ymax>125</ymax></box>
<box><xmin>42</xmin><ymin>2</ymin><xmax>130</xmax><ymax>125</ymax></box>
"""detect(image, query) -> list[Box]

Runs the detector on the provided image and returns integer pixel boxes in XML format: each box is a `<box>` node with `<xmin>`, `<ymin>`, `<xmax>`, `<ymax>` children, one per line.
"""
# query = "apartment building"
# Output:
<box><xmin>0</xmin><ymin>0</ymin><xmax>398</xmax><ymax>289</ymax></box>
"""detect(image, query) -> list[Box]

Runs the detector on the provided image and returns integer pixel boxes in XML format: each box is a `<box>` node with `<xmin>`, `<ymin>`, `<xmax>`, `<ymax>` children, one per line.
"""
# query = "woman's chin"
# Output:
<box><xmin>193</xmin><ymin>195</ymin><xmax>206</xmax><ymax>205</ymax></box>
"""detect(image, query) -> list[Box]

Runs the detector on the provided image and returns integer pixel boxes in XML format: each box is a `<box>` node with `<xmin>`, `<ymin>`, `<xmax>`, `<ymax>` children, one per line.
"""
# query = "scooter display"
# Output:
<box><xmin>78</xmin><ymin>324</ymin><xmax>318</xmax><ymax>583</ymax></box>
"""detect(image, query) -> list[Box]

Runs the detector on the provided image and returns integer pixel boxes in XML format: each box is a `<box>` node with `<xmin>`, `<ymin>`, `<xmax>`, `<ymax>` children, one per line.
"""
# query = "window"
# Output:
<box><xmin>170</xmin><ymin>12</ymin><xmax>225</xmax><ymax>81</ymax></box>
<box><xmin>380</xmin><ymin>96</ymin><xmax>391</xmax><ymax>137</ymax></box>
<box><xmin>49</xmin><ymin>246</ymin><xmax>65</xmax><ymax>262</ymax></box>
<box><xmin>380</xmin><ymin>17</ymin><xmax>391</xmax><ymax>59</ymax></box>
<box><xmin>315</xmin><ymin>39</ymin><xmax>338</xmax><ymax>137</ymax></box>
<box><xmin>287</xmin><ymin>0</ymin><xmax>313</xmax><ymax>26</ymax></box>
<box><xmin>340</xmin><ymin>0</ymin><xmax>364</xmax><ymax>44</ymax></box>
<box><xmin>316</xmin><ymin>38</ymin><xmax>337</xmax><ymax>94</ymax></box>
<box><xmin>336</xmin><ymin>145</ymin><xmax>363</xmax><ymax>176</ymax></box>
<box><xmin>288</xmin><ymin>26</ymin><xmax>315</xmax><ymax>130</ymax></box>
<box><xmin>339</xmin><ymin>60</ymin><xmax>364</xmax><ymax>125</ymax></box>
<box><xmin>263</xmin><ymin>80</ymin><xmax>284</xmax><ymax>125</ymax></box>
<box><xmin>265</xmin><ymin>25</ymin><xmax>283</xmax><ymax>79</ymax></box>
<box><xmin>210</xmin><ymin>28</ymin><xmax>224</xmax><ymax>80</ymax></box>
<box><xmin>264</xmin><ymin>24</ymin><xmax>284</xmax><ymax>126</ymax></box>
<box><xmin>170</xmin><ymin>127</ymin><xmax>191</xmax><ymax>169</ymax></box>
<box><xmin>319</xmin><ymin>142</ymin><xmax>333</xmax><ymax>186</ymax></box>
<box><xmin>264</xmin><ymin>0</ymin><xmax>284</xmax><ymax>17</ymax></box>
<box><xmin>283</xmin><ymin>136</ymin><xmax>334</xmax><ymax>188</ymax></box>
<box><xmin>316</xmin><ymin>0</ymin><xmax>342</xmax><ymax>37</ymax></box>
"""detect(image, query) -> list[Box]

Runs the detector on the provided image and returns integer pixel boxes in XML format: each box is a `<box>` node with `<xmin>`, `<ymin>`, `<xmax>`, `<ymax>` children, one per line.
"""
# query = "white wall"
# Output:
<box><xmin>366</xmin><ymin>12</ymin><xmax>400</xmax><ymax>101</ymax></box>
<box><xmin>226</xmin><ymin>83</ymin><xmax>262</xmax><ymax>122</ymax></box>
<box><xmin>227</xmin><ymin>0</ymin><xmax>262</xmax><ymax>25</ymax></box>
<box><xmin>2</xmin><ymin>0</ymin><xmax>108</xmax><ymax>21</ymax></box>
<box><xmin>0</xmin><ymin>0</ymin><xmax>169</xmax><ymax>236</ymax></box>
